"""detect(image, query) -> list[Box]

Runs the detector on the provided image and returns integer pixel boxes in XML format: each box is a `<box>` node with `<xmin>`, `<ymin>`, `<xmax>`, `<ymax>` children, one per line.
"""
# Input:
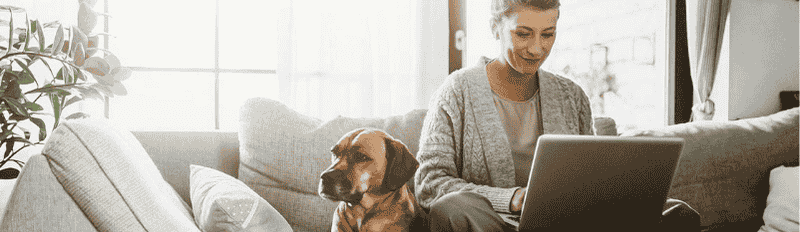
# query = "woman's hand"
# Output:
<box><xmin>510</xmin><ymin>188</ymin><xmax>527</xmax><ymax>214</ymax></box>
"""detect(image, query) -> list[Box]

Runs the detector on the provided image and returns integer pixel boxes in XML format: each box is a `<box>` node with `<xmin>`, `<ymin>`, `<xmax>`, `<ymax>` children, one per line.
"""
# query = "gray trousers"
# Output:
<box><xmin>427</xmin><ymin>191</ymin><xmax>700</xmax><ymax>232</ymax></box>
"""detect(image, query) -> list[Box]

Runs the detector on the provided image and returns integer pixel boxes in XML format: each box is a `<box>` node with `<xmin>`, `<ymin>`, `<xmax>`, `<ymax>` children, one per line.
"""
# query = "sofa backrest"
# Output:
<box><xmin>621</xmin><ymin>107</ymin><xmax>799</xmax><ymax>230</ymax></box>
<box><xmin>134</xmin><ymin>131</ymin><xmax>240</xmax><ymax>205</ymax></box>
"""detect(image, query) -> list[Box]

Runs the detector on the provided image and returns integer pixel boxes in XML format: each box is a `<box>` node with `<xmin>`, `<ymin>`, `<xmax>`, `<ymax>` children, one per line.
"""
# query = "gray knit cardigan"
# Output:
<box><xmin>414</xmin><ymin>57</ymin><xmax>595</xmax><ymax>213</ymax></box>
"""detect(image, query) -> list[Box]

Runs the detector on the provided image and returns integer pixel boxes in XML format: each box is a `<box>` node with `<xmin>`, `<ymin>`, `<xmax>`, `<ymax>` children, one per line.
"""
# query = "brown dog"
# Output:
<box><xmin>318</xmin><ymin>128</ymin><xmax>427</xmax><ymax>232</ymax></box>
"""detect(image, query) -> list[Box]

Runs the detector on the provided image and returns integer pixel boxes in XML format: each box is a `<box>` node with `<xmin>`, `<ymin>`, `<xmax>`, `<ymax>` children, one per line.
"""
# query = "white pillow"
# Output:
<box><xmin>190</xmin><ymin>165</ymin><xmax>293</xmax><ymax>232</ymax></box>
<box><xmin>759</xmin><ymin>166</ymin><xmax>799</xmax><ymax>232</ymax></box>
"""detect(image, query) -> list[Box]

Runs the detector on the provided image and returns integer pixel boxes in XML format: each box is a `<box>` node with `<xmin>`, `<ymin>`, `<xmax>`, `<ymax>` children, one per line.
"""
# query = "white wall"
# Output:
<box><xmin>417</xmin><ymin>0</ymin><xmax>450</xmax><ymax>109</ymax></box>
<box><xmin>464</xmin><ymin>0</ymin><xmax>497</xmax><ymax>68</ymax></box>
<box><xmin>709</xmin><ymin>15</ymin><xmax>730</xmax><ymax>121</ymax></box>
<box><xmin>727</xmin><ymin>0</ymin><xmax>799</xmax><ymax>120</ymax></box>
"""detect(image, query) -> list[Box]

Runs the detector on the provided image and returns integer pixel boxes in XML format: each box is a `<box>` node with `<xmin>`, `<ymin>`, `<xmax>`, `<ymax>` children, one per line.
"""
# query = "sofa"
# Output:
<box><xmin>0</xmin><ymin>97</ymin><xmax>796</xmax><ymax>232</ymax></box>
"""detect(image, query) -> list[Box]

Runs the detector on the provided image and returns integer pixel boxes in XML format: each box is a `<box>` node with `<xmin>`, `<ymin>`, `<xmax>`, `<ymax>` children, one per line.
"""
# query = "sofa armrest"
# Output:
<box><xmin>1</xmin><ymin>155</ymin><xmax>97</xmax><ymax>231</ymax></box>
<box><xmin>133</xmin><ymin>131</ymin><xmax>240</xmax><ymax>206</ymax></box>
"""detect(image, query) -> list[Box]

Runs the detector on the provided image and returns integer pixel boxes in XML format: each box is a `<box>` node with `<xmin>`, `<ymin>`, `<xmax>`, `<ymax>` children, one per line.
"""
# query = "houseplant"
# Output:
<box><xmin>0</xmin><ymin>2</ymin><xmax>128</xmax><ymax>179</ymax></box>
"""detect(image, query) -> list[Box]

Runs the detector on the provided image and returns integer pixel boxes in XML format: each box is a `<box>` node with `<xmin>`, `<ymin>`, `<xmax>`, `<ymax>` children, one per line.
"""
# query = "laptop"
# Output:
<box><xmin>500</xmin><ymin>134</ymin><xmax>685</xmax><ymax>231</ymax></box>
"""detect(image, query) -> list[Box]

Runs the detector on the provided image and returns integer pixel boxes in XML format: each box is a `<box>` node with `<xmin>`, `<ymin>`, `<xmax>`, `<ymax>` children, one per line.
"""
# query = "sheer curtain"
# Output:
<box><xmin>276</xmin><ymin>0</ymin><xmax>421</xmax><ymax>121</ymax></box>
<box><xmin>686</xmin><ymin>0</ymin><xmax>731</xmax><ymax>121</ymax></box>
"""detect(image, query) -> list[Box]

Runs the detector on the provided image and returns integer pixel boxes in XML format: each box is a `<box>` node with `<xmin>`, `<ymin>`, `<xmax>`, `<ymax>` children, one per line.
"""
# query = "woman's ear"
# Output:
<box><xmin>490</xmin><ymin>21</ymin><xmax>500</xmax><ymax>40</ymax></box>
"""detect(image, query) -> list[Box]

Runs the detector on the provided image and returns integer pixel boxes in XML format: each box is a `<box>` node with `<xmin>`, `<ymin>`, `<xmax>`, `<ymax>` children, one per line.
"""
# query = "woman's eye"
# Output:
<box><xmin>516</xmin><ymin>32</ymin><xmax>531</xmax><ymax>38</ymax></box>
<box><xmin>542</xmin><ymin>33</ymin><xmax>555</xmax><ymax>38</ymax></box>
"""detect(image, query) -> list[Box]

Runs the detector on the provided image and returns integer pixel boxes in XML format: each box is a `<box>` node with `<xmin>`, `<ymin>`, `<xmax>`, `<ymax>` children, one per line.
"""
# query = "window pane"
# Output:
<box><xmin>542</xmin><ymin>0</ymin><xmax>668</xmax><ymax>132</ymax></box>
<box><xmin>109</xmin><ymin>0</ymin><xmax>215</xmax><ymax>68</ymax></box>
<box><xmin>110</xmin><ymin>71</ymin><xmax>215</xmax><ymax>131</ymax></box>
<box><xmin>218</xmin><ymin>1</ymin><xmax>277</xmax><ymax>70</ymax></box>
<box><xmin>218</xmin><ymin>73</ymin><xmax>279</xmax><ymax>131</ymax></box>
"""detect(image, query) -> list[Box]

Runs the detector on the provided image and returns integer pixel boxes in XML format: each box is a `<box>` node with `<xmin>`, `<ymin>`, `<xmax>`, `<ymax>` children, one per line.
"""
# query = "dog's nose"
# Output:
<box><xmin>320</xmin><ymin>169</ymin><xmax>344</xmax><ymax>182</ymax></box>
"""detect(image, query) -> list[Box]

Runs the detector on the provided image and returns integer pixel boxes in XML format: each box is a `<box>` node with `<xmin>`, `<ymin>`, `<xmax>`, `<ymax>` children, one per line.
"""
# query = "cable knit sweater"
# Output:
<box><xmin>414</xmin><ymin>57</ymin><xmax>595</xmax><ymax>213</ymax></box>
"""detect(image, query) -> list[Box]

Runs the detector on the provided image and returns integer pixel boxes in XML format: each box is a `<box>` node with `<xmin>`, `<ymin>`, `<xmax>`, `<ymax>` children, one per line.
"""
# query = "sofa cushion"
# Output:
<box><xmin>238</xmin><ymin>97</ymin><xmax>426</xmax><ymax>232</ymax></box>
<box><xmin>621</xmin><ymin>108</ymin><xmax>799</xmax><ymax>230</ymax></box>
<box><xmin>758</xmin><ymin>166</ymin><xmax>799</xmax><ymax>232</ymax></box>
<box><xmin>42</xmin><ymin>117</ymin><xmax>199</xmax><ymax>232</ymax></box>
<box><xmin>0</xmin><ymin>155</ymin><xmax>97</xmax><ymax>231</ymax></box>
<box><xmin>190</xmin><ymin>165</ymin><xmax>292</xmax><ymax>232</ymax></box>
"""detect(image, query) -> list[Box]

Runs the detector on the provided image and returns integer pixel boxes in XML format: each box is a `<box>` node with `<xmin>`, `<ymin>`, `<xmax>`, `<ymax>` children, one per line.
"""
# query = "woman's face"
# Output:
<box><xmin>496</xmin><ymin>7</ymin><xmax>559</xmax><ymax>75</ymax></box>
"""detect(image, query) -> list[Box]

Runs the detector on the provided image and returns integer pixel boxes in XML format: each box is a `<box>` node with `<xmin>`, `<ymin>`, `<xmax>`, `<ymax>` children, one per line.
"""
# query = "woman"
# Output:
<box><xmin>413</xmin><ymin>0</ymin><xmax>594</xmax><ymax>231</ymax></box>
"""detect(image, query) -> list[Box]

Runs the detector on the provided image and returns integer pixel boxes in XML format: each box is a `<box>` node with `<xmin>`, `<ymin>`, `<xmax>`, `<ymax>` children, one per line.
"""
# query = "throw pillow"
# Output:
<box><xmin>190</xmin><ymin>165</ymin><xmax>292</xmax><ymax>232</ymax></box>
<box><xmin>759</xmin><ymin>166</ymin><xmax>799</xmax><ymax>232</ymax></box>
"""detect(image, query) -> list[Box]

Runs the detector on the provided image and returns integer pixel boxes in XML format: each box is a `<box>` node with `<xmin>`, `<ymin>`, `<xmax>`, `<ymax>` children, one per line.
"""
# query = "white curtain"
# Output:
<box><xmin>276</xmin><ymin>0</ymin><xmax>421</xmax><ymax>121</ymax></box>
<box><xmin>686</xmin><ymin>0</ymin><xmax>731</xmax><ymax>121</ymax></box>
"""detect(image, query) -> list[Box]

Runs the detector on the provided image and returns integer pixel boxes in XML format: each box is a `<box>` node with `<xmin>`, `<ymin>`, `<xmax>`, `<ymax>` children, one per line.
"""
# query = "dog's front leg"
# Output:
<box><xmin>332</xmin><ymin>203</ymin><xmax>359</xmax><ymax>232</ymax></box>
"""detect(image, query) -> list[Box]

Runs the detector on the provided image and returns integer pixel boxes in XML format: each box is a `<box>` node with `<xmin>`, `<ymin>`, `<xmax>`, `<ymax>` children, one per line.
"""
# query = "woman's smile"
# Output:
<box><xmin>496</xmin><ymin>7</ymin><xmax>559</xmax><ymax>75</ymax></box>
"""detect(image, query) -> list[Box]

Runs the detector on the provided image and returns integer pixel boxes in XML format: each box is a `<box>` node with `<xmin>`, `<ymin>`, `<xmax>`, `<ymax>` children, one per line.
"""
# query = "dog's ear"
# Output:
<box><xmin>381</xmin><ymin>136</ymin><xmax>419</xmax><ymax>193</ymax></box>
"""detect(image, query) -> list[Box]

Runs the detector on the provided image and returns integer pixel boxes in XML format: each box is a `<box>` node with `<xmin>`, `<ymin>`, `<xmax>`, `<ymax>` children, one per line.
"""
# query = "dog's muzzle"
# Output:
<box><xmin>318</xmin><ymin>169</ymin><xmax>362</xmax><ymax>204</ymax></box>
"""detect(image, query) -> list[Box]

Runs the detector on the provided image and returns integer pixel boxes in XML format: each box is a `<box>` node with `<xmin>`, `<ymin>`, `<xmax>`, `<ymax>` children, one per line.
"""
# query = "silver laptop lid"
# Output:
<box><xmin>518</xmin><ymin>134</ymin><xmax>684</xmax><ymax>232</ymax></box>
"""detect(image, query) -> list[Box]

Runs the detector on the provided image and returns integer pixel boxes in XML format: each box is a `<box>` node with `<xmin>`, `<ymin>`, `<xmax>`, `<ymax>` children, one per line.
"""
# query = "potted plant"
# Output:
<box><xmin>0</xmin><ymin>2</ymin><xmax>128</xmax><ymax>179</ymax></box>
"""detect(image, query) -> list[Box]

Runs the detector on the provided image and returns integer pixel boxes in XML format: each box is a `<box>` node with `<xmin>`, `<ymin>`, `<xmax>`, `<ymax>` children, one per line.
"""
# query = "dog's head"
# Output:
<box><xmin>318</xmin><ymin>128</ymin><xmax>419</xmax><ymax>205</ymax></box>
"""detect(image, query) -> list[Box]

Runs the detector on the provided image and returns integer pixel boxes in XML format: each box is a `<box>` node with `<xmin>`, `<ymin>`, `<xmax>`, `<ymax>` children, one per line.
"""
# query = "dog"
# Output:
<box><xmin>318</xmin><ymin>128</ymin><xmax>427</xmax><ymax>232</ymax></box>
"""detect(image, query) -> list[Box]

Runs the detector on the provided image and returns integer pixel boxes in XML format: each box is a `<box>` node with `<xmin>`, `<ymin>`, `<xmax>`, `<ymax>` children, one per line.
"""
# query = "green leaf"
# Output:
<box><xmin>63</xmin><ymin>95</ymin><xmax>83</xmax><ymax>108</ymax></box>
<box><xmin>36</xmin><ymin>20</ymin><xmax>45</xmax><ymax>53</ymax></box>
<box><xmin>22</xmin><ymin>102</ymin><xmax>42</xmax><ymax>111</ymax></box>
<box><xmin>13</xmin><ymin>59</ymin><xmax>36</xmax><ymax>84</ymax></box>
<box><xmin>2</xmin><ymin>97</ymin><xmax>28</xmax><ymax>118</ymax></box>
<box><xmin>17</xmin><ymin>126</ymin><xmax>29</xmax><ymax>140</ymax></box>
<box><xmin>29</xmin><ymin>117</ymin><xmax>45</xmax><ymax>141</ymax></box>
<box><xmin>83</xmin><ymin>57</ymin><xmax>109</xmax><ymax>76</ymax></box>
<box><xmin>8</xmin><ymin>113</ymin><xmax>27</xmax><ymax>121</ymax></box>
<box><xmin>49</xmin><ymin>93</ymin><xmax>61</xmax><ymax>130</ymax></box>
<box><xmin>73</xmin><ymin>42</ymin><xmax>85</xmax><ymax>66</ymax></box>
<box><xmin>4</xmin><ymin>139</ymin><xmax>12</xmax><ymax>158</ymax></box>
<box><xmin>51</xmin><ymin>24</ymin><xmax>64</xmax><ymax>56</ymax></box>
<box><xmin>25</xmin><ymin>84</ymin><xmax>71</xmax><ymax>96</ymax></box>
<box><xmin>54</xmin><ymin>65</ymin><xmax>66</xmax><ymax>80</ymax></box>
<box><xmin>73</xmin><ymin>67</ymin><xmax>85</xmax><ymax>82</ymax></box>
<box><xmin>65</xmin><ymin>112</ymin><xmax>90</xmax><ymax>120</ymax></box>
<box><xmin>109</xmin><ymin>81</ymin><xmax>127</xmax><ymax>96</ymax></box>
<box><xmin>65</xmin><ymin>65</ymin><xmax>75</xmax><ymax>84</ymax></box>
<box><xmin>1</xmin><ymin>69</ymin><xmax>16</xmax><ymax>82</ymax></box>
<box><xmin>22</xmin><ymin>16</ymin><xmax>30</xmax><ymax>52</ymax></box>
<box><xmin>2</xmin><ymin>79</ymin><xmax>21</xmax><ymax>98</ymax></box>
<box><xmin>7</xmin><ymin>7</ymin><xmax>13</xmax><ymax>54</ymax></box>
<box><xmin>0</xmin><ymin>168</ymin><xmax>19</xmax><ymax>179</ymax></box>
<box><xmin>33</xmin><ymin>57</ymin><xmax>54</xmax><ymax>86</ymax></box>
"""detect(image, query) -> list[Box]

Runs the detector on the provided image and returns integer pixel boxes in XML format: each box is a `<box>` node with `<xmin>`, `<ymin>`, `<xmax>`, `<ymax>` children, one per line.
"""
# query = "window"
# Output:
<box><xmin>465</xmin><ymin>0</ymin><xmax>673</xmax><ymax>133</ymax></box>
<box><xmin>106</xmin><ymin>0</ymin><xmax>278</xmax><ymax>131</ymax></box>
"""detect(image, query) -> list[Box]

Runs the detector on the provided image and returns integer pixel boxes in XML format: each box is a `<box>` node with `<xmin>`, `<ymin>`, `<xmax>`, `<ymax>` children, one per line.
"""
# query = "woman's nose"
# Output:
<box><xmin>527</xmin><ymin>38</ymin><xmax>544</xmax><ymax>57</ymax></box>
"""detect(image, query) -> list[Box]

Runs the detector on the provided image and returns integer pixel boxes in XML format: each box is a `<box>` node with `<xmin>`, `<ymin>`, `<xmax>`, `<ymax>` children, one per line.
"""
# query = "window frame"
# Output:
<box><xmin>103</xmin><ymin>0</ymin><xmax>278</xmax><ymax>131</ymax></box>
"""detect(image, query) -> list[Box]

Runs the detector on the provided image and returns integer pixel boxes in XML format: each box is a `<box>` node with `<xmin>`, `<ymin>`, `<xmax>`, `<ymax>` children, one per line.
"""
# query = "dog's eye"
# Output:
<box><xmin>353</xmin><ymin>153</ymin><xmax>370</xmax><ymax>162</ymax></box>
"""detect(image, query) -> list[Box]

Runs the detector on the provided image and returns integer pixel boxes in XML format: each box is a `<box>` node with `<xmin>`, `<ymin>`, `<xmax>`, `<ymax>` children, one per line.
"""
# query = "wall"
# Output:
<box><xmin>727</xmin><ymin>0</ymin><xmax>799</xmax><ymax>120</ymax></box>
<box><xmin>709</xmin><ymin>15</ymin><xmax>730</xmax><ymax>121</ymax></box>
<box><xmin>417</xmin><ymin>0</ymin><xmax>450</xmax><ymax>109</ymax></box>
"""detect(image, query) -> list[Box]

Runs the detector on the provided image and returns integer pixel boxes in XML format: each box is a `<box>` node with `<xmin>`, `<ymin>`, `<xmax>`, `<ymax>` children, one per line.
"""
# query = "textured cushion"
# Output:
<box><xmin>0</xmin><ymin>155</ymin><xmax>97</xmax><ymax>231</ymax></box>
<box><xmin>190</xmin><ymin>165</ymin><xmax>292</xmax><ymax>232</ymax></box>
<box><xmin>238</xmin><ymin>98</ymin><xmax>426</xmax><ymax>232</ymax></box>
<box><xmin>759</xmin><ymin>166</ymin><xmax>799</xmax><ymax>232</ymax></box>
<box><xmin>42</xmin><ymin>117</ymin><xmax>199</xmax><ymax>232</ymax></box>
<box><xmin>621</xmin><ymin>108</ymin><xmax>799</xmax><ymax>230</ymax></box>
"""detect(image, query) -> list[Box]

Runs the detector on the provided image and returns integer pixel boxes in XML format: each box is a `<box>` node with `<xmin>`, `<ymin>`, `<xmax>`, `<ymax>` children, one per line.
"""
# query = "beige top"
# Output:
<box><xmin>491</xmin><ymin>89</ymin><xmax>543</xmax><ymax>187</ymax></box>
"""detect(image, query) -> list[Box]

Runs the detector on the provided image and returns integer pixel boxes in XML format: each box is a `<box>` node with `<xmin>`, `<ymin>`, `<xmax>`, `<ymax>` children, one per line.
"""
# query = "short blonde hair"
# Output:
<box><xmin>490</xmin><ymin>0</ymin><xmax>560</xmax><ymax>33</ymax></box>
